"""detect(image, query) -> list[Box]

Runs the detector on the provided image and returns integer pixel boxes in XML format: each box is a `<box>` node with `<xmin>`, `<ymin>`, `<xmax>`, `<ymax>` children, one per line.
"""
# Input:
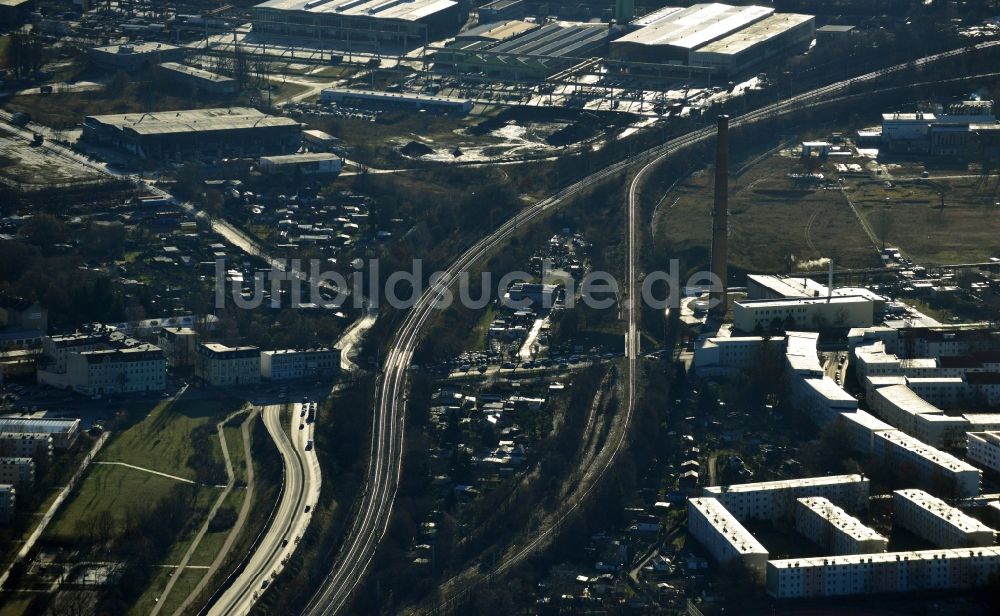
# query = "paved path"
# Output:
<box><xmin>172</xmin><ymin>409</ymin><xmax>258</xmax><ymax>616</ymax></box>
<box><xmin>151</xmin><ymin>407</ymin><xmax>249</xmax><ymax>616</ymax></box>
<box><xmin>92</xmin><ymin>462</ymin><xmax>199</xmax><ymax>485</ymax></box>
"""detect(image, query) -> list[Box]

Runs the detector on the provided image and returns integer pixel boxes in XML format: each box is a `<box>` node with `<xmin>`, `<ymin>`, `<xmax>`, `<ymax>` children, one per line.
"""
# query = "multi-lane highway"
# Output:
<box><xmin>301</xmin><ymin>40</ymin><xmax>1000</xmax><ymax>615</ymax></box>
<box><xmin>209</xmin><ymin>402</ymin><xmax>320</xmax><ymax>616</ymax></box>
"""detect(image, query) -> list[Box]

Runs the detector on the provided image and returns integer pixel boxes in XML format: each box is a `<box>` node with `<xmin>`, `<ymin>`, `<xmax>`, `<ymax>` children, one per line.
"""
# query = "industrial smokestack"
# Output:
<box><xmin>828</xmin><ymin>259</ymin><xmax>834</xmax><ymax>302</ymax></box>
<box><xmin>710</xmin><ymin>115</ymin><xmax>729</xmax><ymax>317</ymax></box>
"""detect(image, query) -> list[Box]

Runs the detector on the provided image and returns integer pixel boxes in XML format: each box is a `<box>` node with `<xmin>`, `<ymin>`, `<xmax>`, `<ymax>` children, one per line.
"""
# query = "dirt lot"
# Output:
<box><xmin>654</xmin><ymin>152</ymin><xmax>882</xmax><ymax>274</ymax></box>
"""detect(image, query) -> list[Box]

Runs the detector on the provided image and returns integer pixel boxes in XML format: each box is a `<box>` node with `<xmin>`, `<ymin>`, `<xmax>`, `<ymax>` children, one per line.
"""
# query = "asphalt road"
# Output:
<box><xmin>208</xmin><ymin>402</ymin><xmax>320</xmax><ymax>616</ymax></box>
<box><xmin>300</xmin><ymin>40</ymin><xmax>1000</xmax><ymax>616</ymax></box>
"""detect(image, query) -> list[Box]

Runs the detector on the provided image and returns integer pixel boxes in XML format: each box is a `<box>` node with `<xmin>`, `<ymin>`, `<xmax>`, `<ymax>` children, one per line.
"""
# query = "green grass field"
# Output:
<box><xmin>99</xmin><ymin>397</ymin><xmax>237</xmax><ymax>480</ymax></box>
<box><xmin>46</xmin><ymin>464</ymin><xmax>207</xmax><ymax>541</ymax></box>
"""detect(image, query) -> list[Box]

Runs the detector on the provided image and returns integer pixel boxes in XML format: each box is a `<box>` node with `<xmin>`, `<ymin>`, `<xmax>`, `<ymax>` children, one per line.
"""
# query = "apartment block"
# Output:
<box><xmin>687</xmin><ymin>497</ymin><xmax>768</xmax><ymax>577</ymax></box>
<box><xmin>967</xmin><ymin>431</ymin><xmax>1000</xmax><ymax>473</ymax></box>
<box><xmin>893</xmin><ymin>489</ymin><xmax>996</xmax><ymax>548</ymax></box>
<box><xmin>260</xmin><ymin>347</ymin><xmax>340</xmax><ymax>380</ymax></box>
<box><xmin>767</xmin><ymin>547</ymin><xmax>1000</xmax><ymax>598</ymax></box>
<box><xmin>872</xmin><ymin>431</ymin><xmax>981</xmax><ymax>498</ymax></box>
<box><xmin>794</xmin><ymin>497</ymin><xmax>888</xmax><ymax>555</ymax></box>
<box><xmin>0</xmin><ymin>457</ymin><xmax>34</xmax><ymax>487</ymax></box>
<box><xmin>0</xmin><ymin>484</ymin><xmax>14</xmax><ymax>523</ymax></box>
<box><xmin>195</xmin><ymin>343</ymin><xmax>260</xmax><ymax>386</ymax></box>
<box><xmin>702</xmin><ymin>475</ymin><xmax>870</xmax><ymax>521</ymax></box>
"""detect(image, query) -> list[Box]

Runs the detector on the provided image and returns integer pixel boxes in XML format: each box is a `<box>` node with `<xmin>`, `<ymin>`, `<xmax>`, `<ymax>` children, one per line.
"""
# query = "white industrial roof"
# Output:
<box><xmin>694</xmin><ymin>13</ymin><xmax>813</xmax><ymax>56</ymax></box>
<box><xmin>254</xmin><ymin>0</ymin><xmax>458</xmax><ymax>23</ymax></box>
<box><xmin>840</xmin><ymin>409</ymin><xmax>896</xmax><ymax>432</ymax></box>
<box><xmin>158</xmin><ymin>62</ymin><xmax>236</xmax><ymax>84</ymax></box>
<box><xmin>614</xmin><ymin>3</ymin><xmax>774</xmax><ymax>50</ymax></box>
<box><xmin>87</xmin><ymin>107</ymin><xmax>299</xmax><ymax>136</ymax></box>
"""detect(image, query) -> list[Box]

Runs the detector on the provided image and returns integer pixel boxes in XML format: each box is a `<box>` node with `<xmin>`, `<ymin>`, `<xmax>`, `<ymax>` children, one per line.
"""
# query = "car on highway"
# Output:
<box><xmin>304</xmin><ymin>505</ymin><xmax>311</xmax><ymax>513</ymax></box>
<box><xmin>299</xmin><ymin>423</ymin><xmax>305</xmax><ymax>430</ymax></box>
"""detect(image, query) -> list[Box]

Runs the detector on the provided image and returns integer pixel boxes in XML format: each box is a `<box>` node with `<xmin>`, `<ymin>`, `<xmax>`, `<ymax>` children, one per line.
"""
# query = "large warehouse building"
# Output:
<box><xmin>610</xmin><ymin>3</ymin><xmax>814</xmax><ymax>75</ymax></box>
<box><xmin>81</xmin><ymin>107</ymin><xmax>302</xmax><ymax>161</ymax></box>
<box><xmin>251</xmin><ymin>0</ymin><xmax>463</xmax><ymax>48</ymax></box>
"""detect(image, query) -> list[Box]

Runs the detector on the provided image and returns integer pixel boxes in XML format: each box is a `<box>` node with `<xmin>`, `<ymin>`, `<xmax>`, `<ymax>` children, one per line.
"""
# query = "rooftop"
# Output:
<box><xmin>85</xmin><ymin>107</ymin><xmax>300</xmax><ymax>136</ymax></box>
<box><xmin>704</xmin><ymin>474</ymin><xmax>866</xmax><ymax>495</ymax></box>
<box><xmin>92</xmin><ymin>41</ymin><xmax>180</xmax><ymax>55</ymax></box>
<box><xmin>769</xmin><ymin>546</ymin><xmax>1000</xmax><ymax>569</ymax></box>
<box><xmin>894</xmin><ymin>489</ymin><xmax>996</xmax><ymax>535</ymax></box>
<box><xmin>158</xmin><ymin>62</ymin><xmax>236</xmax><ymax>84</ymax></box>
<box><xmin>689</xmin><ymin>497</ymin><xmax>768</xmax><ymax>555</ymax></box>
<box><xmin>840</xmin><ymin>409</ymin><xmax>896</xmax><ymax>432</ymax></box>
<box><xmin>876</xmin><ymin>431</ymin><xmax>979</xmax><ymax>473</ymax></box>
<box><xmin>259</xmin><ymin>152</ymin><xmax>342</xmax><ymax>164</ymax></box>
<box><xmin>254</xmin><ymin>0</ymin><xmax>458</xmax><ymax>23</ymax></box>
<box><xmin>797</xmin><ymin>496</ymin><xmax>886</xmax><ymax>543</ymax></box>
<box><xmin>694</xmin><ymin>13</ymin><xmax>813</xmax><ymax>57</ymax></box>
<box><xmin>613</xmin><ymin>3</ymin><xmax>774</xmax><ymax>50</ymax></box>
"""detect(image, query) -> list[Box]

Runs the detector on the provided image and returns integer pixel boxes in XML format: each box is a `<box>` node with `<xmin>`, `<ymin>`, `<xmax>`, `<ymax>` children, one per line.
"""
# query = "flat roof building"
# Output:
<box><xmin>868</xmin><ymin>384</ymin><xmax>969</xmax><ymax>449</ymax></box>
<box><xmin>259</xmin><ymin>152</ymin><xmax>344</xmax><ymax>175</ymax></box>
<box><xmin>320</xmin><ymin>88</ymin><xmax>473</xmax><ymax>114</ymax></box>
<box><xmin>89</xmin><ymin>42</ymin><xmax>184</xmax><ymax>71</ymax></box>
<box><xmin>688</xmin><ymin>497</ymin><xmax>768</xmax><ymax>577</ymax></box>
<box><xmin>158</xmin><ymin>327</ymin><xmax>199</xmax><ymax>368</ymax></box>
<box><xmin>688</xmin><ymin>13</ymin><xmax>814</xmax><ymax>75</ymax></box>
<box><xmin>0</xmin><ymin>484</ymin><xmax>13</xmax><ymax>522</ymax></box>
<box><xmin>477</xmin><ymin>0</ymin><xmax>525</xmax><ymax>24</ymax></box>
<box><xmin>260</xmin><ymin>347</ymin><xmax>340</xmax><ymax>380</ymax></box>
<box><xmin>81</xmin><ymin>107</ymin><xmax>301</xmax><ymax>161</ymax></box>
<box><xmin>703</xmin><ymin>475</ymin><xmax>870</xmax><ymax>521</ymax></box>
<box><xmin>733</xmin><ymin>295</ymin><xmax>874</xmax><ymax>333</ymax></box>
<box><xmin>611</xmin><ymin>3</ymin><xmax>775</xmax><ymax>63</ymax></box>
<box><xmin>967</xmin><ymin>431</ymin><xmax>1000</xmax><ymax>474</ymax></box>
<box><xmin>794</xmin><ymin>496</ymin><xmax>888</xmax><ymax>555</ymax></box>
<box><xmin>0</xmin><ymin>433</ymin><xmax>51</xmax><ymax>460</ymax></box>
<box><xmin>66</xmin><ymin>345</ymin><xmax>166</xmax><ymax>396</ymax></box>
<box><xmin>0</xmin><ymin>457</ymin><xmax>34</xmax><ymax>488</ymax></box>
<box><xmin>251</xmin><ymin>0</ymin><xmax>462</xmax><ymax>48</ymax></box>
<box><xmin>839</xmin><ymin>409</ymin><xmax>896</xmax><ymax>455</ymax></box>
<box><xmin>0</xmin><ymin>418</ymin><xmax>79</xmax><ymax>449</ymax></box>
<box><xmin>156</xmin><ymin>62</ymin><xmax>239</xmax><ymax>95</ymax></box>
<box><xmin>893</xmin><ymin>489</ymin><xmax>996</xmax><ymax>548</ymax></box>
<box><xmin>767</xmin><ymin>547</ymin><xmax>1000</xmax><ymax>599</ymax></box>
<box><xmin>873</xmin><ymin>431</ymin><xmax>981</xmax><ymax>498</ymax></box>
<box><xmin>195</xmin><ymin>343</ymin><xmax>260</xmax><ymax>386</ymax></box>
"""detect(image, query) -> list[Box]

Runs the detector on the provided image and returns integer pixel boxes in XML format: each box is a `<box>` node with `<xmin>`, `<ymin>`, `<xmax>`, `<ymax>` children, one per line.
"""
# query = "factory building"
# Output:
<box><xmin>794</xmin><ymin>497</ymin><xmax>888</xmax><ymax>555</ymax></box>
<box><xmin>477</xmin><ymin>0</ymin><xmax>525</xmax><ymax>24</ymax></box>
<box><xmin>195</xmin><ymin>343</ymin><xmax>261</xmax><ymax>386</ymax></box>
<box><xmin>320</xmin><ymin>88</ymin><xmax>473</xmax><ymax>113</ymax></box>
<box><xmin>688</xmin><ymin>13</ymin><xmax>814</xmax><ymax>75</ymax></box>
<box><xmin>259</xmin><ymin>153</ymin><xmax>344</xmax><ymax>175</ymax></box>
<box><xmin>0</xmin><ymin>457</ymin><xmax>34</xmax><ymax>487</ymax></box>
<box><xmin>435</xmin><ymin>22</ymin><xmax>609</xmax><ymax>80</ymax></box>
<box><xmin>892</xmin><ymin>489</ymin><xmax>996</xmax><ymax>548</ymax></box>
<box><xmin>251</xmin><ymin>0</ymin><xmax>463</xmax><ymax>48</ymax></box>
<box><xmin>611</xmin><ymin>3</ymin><xmax>775</xmax><ymax>63</ymax></box>
<box><xmin>81</xmin><ymin>107</ymin><xmax>302</xmax><ymax>161</ymax></box>
<box><xmin>747</xmin><ymin>274</ymin><xmax>887</xmax><ymax>312</ymax></box>
<box><xmin>732</xmin><ymin>295</ymin><xmax>874</xmax><ymax>333</ymax></box>
<box><xmin>0</xmin><ymin>418</ymin><xmax>79</xmax><ymax>450</ymax></box>
<box><xmin>872</xmin><ymin>431</ymin><xmax>980</xmax><ymax>498</ymax></box>
<box><xmin>687</xmin><ymin>497</ymin><xmax>768</xmax><ymax>577</ymax></box>
<box><xmin>89</xmin><ymin>42</ymin><xmax>185</xmax><ymax>71</ymax></box>
<box><xmin>702</xmin><ymin>475</ymin><xmax>870</xmax><ymax>522</ymax></box>
<box><xmin>766</xmin><ymin>547</ymin><xmax>1000</xmax><ymax>599</ymax></box>
<box><xmin>260</xmin><ymin>348</ymin><xmax>340</xmax><ymax>380</ymax></box>
<box><xmin>880</xmin><ymin>101</ymin><xmax>999</xmax><ymax>156</ymax></box>
<box><xmin>155</xmin><ymin>62</ymin><xmax>239</xmax><ymax>96</ymax></box>
<box><xmin>967</xmin><ymin>431</ymin><xmax>1000</xmax><ymax>474</ymax></box>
